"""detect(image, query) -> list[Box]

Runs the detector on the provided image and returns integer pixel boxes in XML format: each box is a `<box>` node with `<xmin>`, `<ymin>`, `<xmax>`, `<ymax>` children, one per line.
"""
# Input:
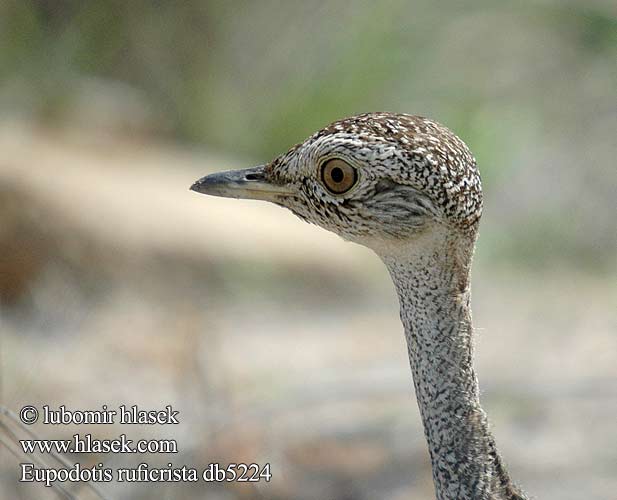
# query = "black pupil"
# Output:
<box><xmin>331</xmin><ymin>167</ymin><xmax>344</xmax><ymax>183</ymax></box>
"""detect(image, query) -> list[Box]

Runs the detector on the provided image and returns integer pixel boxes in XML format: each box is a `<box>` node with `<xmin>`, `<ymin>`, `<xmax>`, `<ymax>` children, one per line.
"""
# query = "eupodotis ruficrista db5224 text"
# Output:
<box><xmin>191</xmin><ymin>112</ymin><xmax>528</xmax><ymax>500</ymax></box>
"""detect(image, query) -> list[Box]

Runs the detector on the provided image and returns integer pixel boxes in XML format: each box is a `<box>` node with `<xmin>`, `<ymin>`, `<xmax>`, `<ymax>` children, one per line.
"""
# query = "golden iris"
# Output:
<box><xmin>321</xmin><ymin>159</ymin><xmax>357</xmax><ymax>194</ymax></box>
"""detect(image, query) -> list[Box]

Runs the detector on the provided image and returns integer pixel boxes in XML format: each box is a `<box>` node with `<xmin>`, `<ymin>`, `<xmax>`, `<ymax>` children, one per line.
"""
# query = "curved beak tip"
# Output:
<box><xmin>189</xmin><ymin>179</ymin><xmax>206</xmax><ymax>193</ymax></box>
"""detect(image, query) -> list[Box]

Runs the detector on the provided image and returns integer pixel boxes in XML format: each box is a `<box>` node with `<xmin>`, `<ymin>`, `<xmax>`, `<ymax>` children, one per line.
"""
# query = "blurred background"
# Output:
<box><xmin>1</xmin><ymin>1</ymin><xmax>616</xmax><ymax>499</ymax></box>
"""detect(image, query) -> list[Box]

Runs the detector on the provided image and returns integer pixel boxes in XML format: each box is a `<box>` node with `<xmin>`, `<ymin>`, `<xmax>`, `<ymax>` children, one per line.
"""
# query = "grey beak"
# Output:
<box><xmin>190</xmin><ymin>165</ymin><xmax>292</xmax><ymax>202</ymax></box>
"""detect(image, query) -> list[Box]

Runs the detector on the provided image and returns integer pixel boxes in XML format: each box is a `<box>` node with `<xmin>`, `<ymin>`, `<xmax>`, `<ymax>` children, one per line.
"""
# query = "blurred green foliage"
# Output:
<box><xmin>1</xmin><ymin>0</ymin><xmax>616</xmax><ymax>269</ymax></box>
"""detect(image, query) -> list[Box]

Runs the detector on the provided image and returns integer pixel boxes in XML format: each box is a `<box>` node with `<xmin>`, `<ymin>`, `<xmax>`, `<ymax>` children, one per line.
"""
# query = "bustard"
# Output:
<box><xmin>191</xmin><ymin>112</ymin><xmax>528</xmax><ymax>500</ymax></box>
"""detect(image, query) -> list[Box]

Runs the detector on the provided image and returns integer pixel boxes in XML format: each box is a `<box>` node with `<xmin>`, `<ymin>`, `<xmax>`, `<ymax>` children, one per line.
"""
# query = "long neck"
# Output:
<box><xmin>381</xmin><ymin>232</ymin><xmax>525</xmax><ymax>500</ymax></box>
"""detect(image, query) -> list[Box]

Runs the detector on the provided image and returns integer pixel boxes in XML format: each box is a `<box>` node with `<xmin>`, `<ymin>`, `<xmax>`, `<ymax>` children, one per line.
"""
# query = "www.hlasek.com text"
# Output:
<box><xmin>21</xmin><ymin>433</ymin><xmax>178</xmax><ymax>454</ymax></box>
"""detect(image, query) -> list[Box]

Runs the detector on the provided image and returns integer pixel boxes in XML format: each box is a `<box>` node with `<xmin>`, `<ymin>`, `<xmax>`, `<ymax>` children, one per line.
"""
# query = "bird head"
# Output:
<box><xmin>191</xmin><ymin>113</ymin><xmax>483</xmax><ymax>257</ymax></box>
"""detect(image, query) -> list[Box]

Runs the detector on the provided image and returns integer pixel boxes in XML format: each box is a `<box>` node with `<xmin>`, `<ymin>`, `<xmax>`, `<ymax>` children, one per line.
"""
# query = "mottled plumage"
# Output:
<box><xmin>192</xmin><ymin>112</ymin><xmax>528</xmax><ymax>500</ymax></box>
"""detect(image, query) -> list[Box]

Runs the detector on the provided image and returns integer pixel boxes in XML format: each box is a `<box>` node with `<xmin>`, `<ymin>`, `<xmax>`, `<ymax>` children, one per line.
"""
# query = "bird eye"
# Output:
<box><xmin>320</xmin><ymin>159</ymin><xmax>358</xmax><ymax>194</ymax></box>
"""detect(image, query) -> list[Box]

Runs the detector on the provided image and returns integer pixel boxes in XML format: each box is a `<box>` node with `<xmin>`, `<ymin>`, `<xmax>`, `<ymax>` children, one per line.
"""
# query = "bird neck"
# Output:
<box><xmin>381</xmin><ymin>230</ymin><xmax>523</xmax><ymax>500</ymax></box>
